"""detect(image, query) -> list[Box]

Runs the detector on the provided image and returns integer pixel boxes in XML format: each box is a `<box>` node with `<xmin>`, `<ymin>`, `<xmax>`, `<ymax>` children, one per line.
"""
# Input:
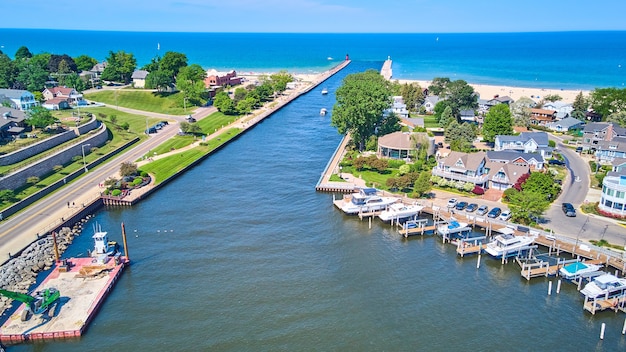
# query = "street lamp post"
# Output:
<box><xmin>82</xmin><ymin>143</ymin><xmax>91</xmax><ymax>173</ymax></box>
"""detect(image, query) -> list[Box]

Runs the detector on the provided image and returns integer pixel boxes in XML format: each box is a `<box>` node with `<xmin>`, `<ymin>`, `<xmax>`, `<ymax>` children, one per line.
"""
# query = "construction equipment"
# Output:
<box><xmin>0</xmin><ymin>288</ymin><xmax>61</xmax><ymax>321</ymax></box>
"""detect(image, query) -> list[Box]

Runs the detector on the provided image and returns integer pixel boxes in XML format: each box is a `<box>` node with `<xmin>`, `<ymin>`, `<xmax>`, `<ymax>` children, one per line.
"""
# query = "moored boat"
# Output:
<box><xmin>559</xmin><ymin>261</ymin><xmax>603</xmax><ymax>281</ymax></box>
<box><xmin>580</xmin><ymin>273</ymin><xmax>626</xmax><ymax>299</ymax></box>
<box><xmin>321</xmin><ymin>88</ymin><xmax>328</xmax><ymax>95</ymax></box>
<box><xmin>378</xmin><ymin>202</ymin><xmax>424</xmax><ymax>222</ymax></box>
<box><xmin>436</xmin><ymin>220</ymin><xmax>471</xmax><ymax>236</ymax></box>
<box><xmin>484</xmin><ymin>233</ymin><xmax>535</xmax><ymax>259</ymax></box>
<box><xmin>339</xmin><ymin>188</ymin><xmax>399</xmax><ymax>215</ymax></box>
<box><xmin>320</xmin><ymin>108</ymin><xmax>327</xmax><ymax>116</ymax></box>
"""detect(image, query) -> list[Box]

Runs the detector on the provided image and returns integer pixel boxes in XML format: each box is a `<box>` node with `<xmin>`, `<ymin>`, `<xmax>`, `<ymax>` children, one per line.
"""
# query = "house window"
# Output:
<box><xmin>613</xmin><ymin>202</ymin><xmax>623</xmax><ymax>210</ymax></box>
<box><xmin>602</xmin><ymin>185</ymin><xmax>607</xmax><ymax>193</ymax></box>
<box><xmin>605</xmin><ymin>199</ymin><xmax>613</xmax><ymax>208</ymax></box>
<box><xmin>617</xmin><ymin>191</ymin><xmax>625</xmax><ymax>199</ymax></box>
<box><xmin>607</xmin><ymin>188</ymin><xmax>615</xmax><ymax>197</ymax></box>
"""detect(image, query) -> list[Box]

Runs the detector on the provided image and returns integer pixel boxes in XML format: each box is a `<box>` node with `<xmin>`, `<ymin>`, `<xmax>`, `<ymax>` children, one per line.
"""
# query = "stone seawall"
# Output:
<box><xmin>0</xmin><ymin>124</ymin><xmax>109</xmax><ymax>190</ymax></box>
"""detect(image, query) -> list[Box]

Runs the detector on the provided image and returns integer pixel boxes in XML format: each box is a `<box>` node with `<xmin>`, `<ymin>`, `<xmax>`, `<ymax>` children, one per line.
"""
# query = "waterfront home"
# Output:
<box><xmin>594</xmin><ymin>137</ymin><xmax>626</xmax><ymax>164</ymax></box>
<box><xmin>385</xmin><ymin>96</ymin><xmax>409</xmax><ymax>119</ymax></box>
<box><xmin>487</xmin><ymin>95</ymin><xmax>514</xmax><ymax>106</ymax></box>
<box><xmin>0</xmin><ymin>107</ymin><xmax>27</xmax><ymax>139</ymax></box>
<box><xmin>494</xmin><ymin>132</ymin><xmax>551</xmax><ymax>157</ymax></box>
<box><xmin>423</xmin><ymin>96</ymin><xmax>440</xmax><ymax>113</ymax></box>
<box><xmin>41</xmin><ymin>97</ymin><xmax>70</xmax><ymax>110</ymax></box>
<box><xmin>542</xmin><ymin>101</ymin><xmax>573</xmax><ymax>120</ymax></box>
<box><xmin>400</xmin><ymin>117</ymin><xmax>425</xmax><ymax>130</ymax></box>
<box><xmin>377</xmin><ymin>131</ymin><xmax>434</xmax><ymax>160</ymax></box>
<box><xmin>131</xmin><ymin>70</ymin><xmax>149</xmax><ymax>88</ymax></box>
<box><xmin>599</xmin><ymin>160</ymin><xmax>626</xmax><ymax>217</ymax></box>
<box><xmin>0</xmin><ymin>89</ymin><xmax>38</xmax><ymax>111</ymax></box>
<box><xmin>546</xmin><ymin>117</ymin><xmax>584</xmax><ymax>132</ymax></box>
<box><xmin>486</xmin><ymin>150</ymin><xmax>545</xmax><ymax>170</ymax></box>
<box><xmin>204</xmin><ymin>69</ymin><xmax>242</xmax><ymax>88</ymax></box>
<box><xmin>42</xmin><ymin>87</ymin><xmax>82</xmax><ymax>102</ymax></box>
<box><xmin>485</xmin><ymin>161</ymin><xmax>530</xmax><ymax>190</ymax></box>
<box><xmin>529</xmin><ymin>108</ymin><xmax>557</xmax><ymax>126</ymax></box>
<box><xmin>582</xmin><ymin>122</ymin><xmax>626</xmax><ymax>151</ymax></box>
<box><xmin>432</xmin><ymin>151</ymin><xmax>490</xmax><ymax>188</ymax></box>
<box><xmin>460</xmin><ymin>109</ymin><xmax>476</xmax><ymax>122</ymax></box>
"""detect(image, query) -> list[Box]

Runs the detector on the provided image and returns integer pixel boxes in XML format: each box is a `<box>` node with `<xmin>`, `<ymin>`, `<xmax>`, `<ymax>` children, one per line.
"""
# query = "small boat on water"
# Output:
<box><xmin>90</xmin><ymin>224</ymin><xmax>119</xmax><ymax>258</ymax></box>
<box><xmin>321</xmin><ymin>88</ymin><xmax>328</xmax><ymax>95</ymax></box>
<box><xmin>378</xmin><ymin>203</ymin><xmax>423</xmax><ymax>222</ymax></box>
<box><xmin>559</xmin><ymin>261</ymin><xmax>603</xmax><ymax>281</ymax></box>
<box><xmin>436</xmin><ymin>219</ymin><xmax>471</xmax><ymax>236</ymax></box>
<box><xmin>320</xmin><ymin>108</ymin><xmax>327</xmax><ymax>116</ymax></box>
<box><xmin>580</xmin><ymin>273</ymin><xmax>626</xmax><ymax>299</ymax></box>
<box><xmin>484</xmin><ymin>233</ymin><xmax>535</xmax><ymax>259</ymax></box>
<box><xmin>338</xmin><ymin>188</ymin><xmax>399</xmax><ymax>215</ymax></box>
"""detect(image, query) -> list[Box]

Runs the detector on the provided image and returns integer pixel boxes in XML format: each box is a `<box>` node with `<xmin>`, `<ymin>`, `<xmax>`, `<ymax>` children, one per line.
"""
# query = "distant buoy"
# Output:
<box><xmin>134</xmin><ymin>229</ymin><xmax>137</xmax><ymax>232</ymax></box>
<box><xmin>157</xmin><ymin>230</ymin><xmax>160</xmax><ymax>232</ymax></box>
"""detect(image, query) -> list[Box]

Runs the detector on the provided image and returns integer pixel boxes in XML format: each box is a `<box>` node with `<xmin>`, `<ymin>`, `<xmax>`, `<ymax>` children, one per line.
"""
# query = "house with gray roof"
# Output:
<box><xmin>0</xmin><ymin>107</ymin><xmax>27</xmax><ymax>139</ymax></box>
<box><xmin>131</xmin><ymin>70</ymin><xmax>150</xmax><ymax>88</ymax></box>
<box><xmin>595</xmin><ymin>137</ymin><xmax>626</xmax><ymax>164</ymax></box>
<box><xmin>582</xmin><ymin>122</ymin><xmax>626</xmax><ymax>151</ymax></box>
<box><xmin>484</xmin><ymin>161</ymin><xmax>530</xmax><ymax>191</ymax></box>
<box><xmin>486</xmin><ymin>150</ymin><xmax>545</xmax><ymax>170</ymax></box>
<box><xmin>546</xmin><ymin>117</ymin><xmax>584</xmax><ymax>132</ymax></box>
<box><xmin>432</xmin><ymin>151</ymin><xmax>489</xmax><ymax>188</ymax></box>
<box><xmin>460</xmin><ymin>109</ymin><xmax>476</xmax><ymax>122</ymax></box>
<box><xmin>423</xmin><ymin>96</ymin><xmax>440</xmax><ymax>113</ymax></box>
<box><xmin>385</xmin><ymin>96</ymin><xmax>409</xmax><ymax>119</ymax></box>
<box><xmin>543</xmin><ymin>101</ymin><xmax>573</xmax><ymax>119</ymax></box>
<box><xmin>378</xmin><ymin>131</ymin><xmax>434</xmax><ymax>160</ymax></box>
<box><xmin>0</xmin><ymin>89</ymin><xmax>38</xmax><ymax>111</ymax></box>
<box><xmin>494</xmin><ymin>132</ymin><xmax>551</xmax><ymax>157</ymax></box>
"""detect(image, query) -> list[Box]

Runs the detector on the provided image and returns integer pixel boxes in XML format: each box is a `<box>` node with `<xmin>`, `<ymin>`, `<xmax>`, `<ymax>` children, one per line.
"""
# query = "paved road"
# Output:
<box><xmin>544</xmin><ymin>136</ymin><xmax>625</xmax><ymax>246</ymax></box>
<box><xmin>0</xmin><ymin>105</ymin><xmax>216</xmax><ymax>257</ymax></box>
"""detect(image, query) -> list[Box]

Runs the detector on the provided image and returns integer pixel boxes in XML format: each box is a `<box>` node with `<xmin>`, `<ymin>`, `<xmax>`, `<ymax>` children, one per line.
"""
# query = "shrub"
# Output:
<box><xmin>455</xmin><ymin>181</ymin><xmax>465</xmax><ymax>189</ymax></box>
<box><xmin>26</xmin><ymin>176</ymin><xmax>40</xmax><ymax>185</ymax></box>
<box><xmin>472</xmin><ymin>186</ymin><xmax>485</xmax><ymax>195</ymax></box>
<box><xmin>387</xmin><ymin>159</ymin><xmax>405</xmax><ymax>168</ymax></box>
<box><xmin>53</xmin><ymin>165</ymin><xmax>63</xmax><ymax>172</ymax></box>
<box><xmin>111</xmin><ymin>189</ymin><xmax>122</xmax><ymax>196</ymax></box>
<box><xmin>430</xmin><ymin>175</ymin><xmax>442</xmax><ymax>183</ymax></box>
<box><xmin>398</xmin><ymin>164</ymin><xmax>410</xmax><ymax>175</ymax></box>
<box><xmin>103</xmin><ymin>189</ymin><xmax>110</xmax><ymax>195</ymax></box>
<box><xmin>71</xmin><ymin>155</ymin><xmax>82</xmax><ymax>162</ymax></box>
<box><xmin>140</xmin><ymin>171</ymin><xmax>148</xmax><ymax>177</ymax></box>
<box><xmin>132</xmin><ymin>178</ymin><xmax>143</xmax><ymax>186</ymax></box>
<box><xmin>463</xmin><ymin>182</ymin><xmax>474</xmax><ymax>192</ymax></box>
<box><xmin>437</xmin><ymin>178</ymin><xmax>448</xmax><ymax>187</ymax></box>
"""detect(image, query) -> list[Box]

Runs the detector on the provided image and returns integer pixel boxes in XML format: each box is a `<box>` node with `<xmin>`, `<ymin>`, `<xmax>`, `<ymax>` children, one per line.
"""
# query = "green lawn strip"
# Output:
<box><xmin>149</xmin><ymin>135</ymin><xmax>196</xmax><ymax>156</ymax></box>
<box><xmin>141</xmin><ymin>128</ymin><xmax>241</xmax><ymax>184</ymax></box>
<box><xmin>196</xmin><ymin>112</ymin><xmax>240</xmax><ymax>134</ymax></box>
<box><xmin>84</xmin><ymin>90</ymin><xmax>190</xmax><ymax>115</ymax></box>
<box><xmin>79</xmin><ymin>107</ymin><xmax>163</xmax><ymax>134</ymax></box>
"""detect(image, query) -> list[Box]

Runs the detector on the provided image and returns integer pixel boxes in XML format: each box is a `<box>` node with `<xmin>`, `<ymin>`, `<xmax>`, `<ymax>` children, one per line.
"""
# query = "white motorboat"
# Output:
<box><xmin>321</xmin><ymin>88</ymin><xmax>328</xmax><ymax>95</ymax></box>
<box><xmin>436</xmin><ymin>220</ymin><xmax>471</xmax><ymax>236</ymax></box>
<box><xmin>339</xmin><ymin>188</ymin><xmax>399</xmax><ymax>215</ymax></box>
<box><xmin>484</xmin><ymin>233</ymin><xmax>535</xmax><ymax>258</ymax></box>
<box><xmin>378</xmin><ymin>203</ymin><xmax>424</xmax><ymax>222</ymax></box>
<box><xmin>580</xmin><ymin>274</ymin><xmax>626</xmax><ymax>299</ymax></box>
<box><xmin>559</xmin><ymin>261</ymin><xmax>603</xmax><ymax>280</ymax></box>
<box><xmin>90</xmin><ymin>224</ymin><xmax>119</xmax><ymax>258</ymax></box>
<box><xmin>320</xmin><ymin>108</ymin><xmax>327</xmax><ymax>116</ymax></box>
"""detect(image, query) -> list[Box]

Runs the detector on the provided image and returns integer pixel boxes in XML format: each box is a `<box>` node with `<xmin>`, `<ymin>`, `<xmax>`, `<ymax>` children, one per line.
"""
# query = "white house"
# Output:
<box><xmin>599</xmin><ymin>158</ymin><xmax>626</xmax><ymax>217</ymax></box>
<box><xmin>546</xmin><ymin>117</ymin><xmax>584</xmax><ymax>132</ymax></box>
<box><xmin>131</xmin><ymin>70</ymin><xmax>149</xmax><ymax>88</ymax></box>
<box><xmin>0</xmin><ymin>89</ymin><xmax>38</xmax><ymax>111</ymax></box>
<box><xmin>423</xmin><ymin>96</ymin><xmax>440</xmax><ymax>113</ymax></box>
<box><xmin>494</xmin><ymin>132</ymin><xmax>552</xmax><ymax>157</ymax></box>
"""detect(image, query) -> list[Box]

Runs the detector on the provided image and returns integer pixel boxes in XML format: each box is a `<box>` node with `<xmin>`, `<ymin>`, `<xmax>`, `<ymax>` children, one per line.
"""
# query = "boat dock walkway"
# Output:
<box><xmin>381</xmin><ymin>57</ymin><xmax>392</xmax><ymax>80</ymax></box>
<box><xmin>0</xmin><ymin>256</ymin><xmax>128</xmax><ymax>342</ymax></box>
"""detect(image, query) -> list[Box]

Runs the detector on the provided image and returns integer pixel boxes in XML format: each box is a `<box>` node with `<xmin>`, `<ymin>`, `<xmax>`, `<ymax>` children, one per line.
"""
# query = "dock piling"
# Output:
<box><xmin>476</xmin><ymin>254</ymin><xmax>481</xmax><ymax>269</ymax></box>
<box><xmin>121</xmin><ymin>222</ymin><xmax>129</xmax><ymax>262</ymax></box>
<box><xmin>548</xmin><ymin>281</ymin><xmax>552</xmax><ymax>296</ymax></box>
<box><xmin>600</xmin><ymin>323</ymin><xmax>606</xmax><ymax>340</ymax></box>
<box><xmin>622</xmin><ymin>318</ymin><xmax>626</xmax><ymax>334</ymax></box>
<box><xmin>556</xmin><ymin>279</ymin><xmax>562</xmax><ymax>294</ymax></box>
<box><xmin>368</xmin><ymin>217</ymin><xmax>371</xmax><ymax>229</ymax></box>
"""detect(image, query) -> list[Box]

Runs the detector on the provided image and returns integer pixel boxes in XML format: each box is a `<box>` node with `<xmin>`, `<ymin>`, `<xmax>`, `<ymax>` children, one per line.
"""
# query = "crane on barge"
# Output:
<box><xmin>0</xmin><ymin>287</ymin><xmax>60</xmax><ymax>321</ymax></box>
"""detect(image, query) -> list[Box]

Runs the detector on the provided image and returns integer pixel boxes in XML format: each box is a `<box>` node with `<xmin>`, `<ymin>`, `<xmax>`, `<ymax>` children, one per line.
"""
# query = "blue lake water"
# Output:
<box><xmin>7</xmin><ymin>61</ymin><xmax>626</xmax><ymax>351</ymax></box>
<box><xmin>2</xmin><ymin>30</ymin><xmax>626</xmax><ymax>89</ymax></box>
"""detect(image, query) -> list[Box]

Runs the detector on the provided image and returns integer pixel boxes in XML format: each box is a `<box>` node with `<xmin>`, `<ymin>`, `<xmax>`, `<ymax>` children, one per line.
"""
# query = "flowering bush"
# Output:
<box><xmin>472</xmin><ymin>186</ymin><xmax>485</xmax><ymax>195</ymax></box>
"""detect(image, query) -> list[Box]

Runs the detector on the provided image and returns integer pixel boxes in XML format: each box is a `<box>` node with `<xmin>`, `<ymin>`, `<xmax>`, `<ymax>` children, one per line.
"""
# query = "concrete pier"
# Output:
<box><xmin>381</xmin><ymin>57</ymin><xmax>392</xmax><ymax>80</ymax></box>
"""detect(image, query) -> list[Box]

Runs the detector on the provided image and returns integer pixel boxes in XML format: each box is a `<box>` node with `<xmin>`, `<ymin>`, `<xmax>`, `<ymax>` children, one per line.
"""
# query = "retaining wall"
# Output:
<box><xmin>0</xmin><ymin>124</ymin><xmax>108</xmax><ymax>190</ymax></box>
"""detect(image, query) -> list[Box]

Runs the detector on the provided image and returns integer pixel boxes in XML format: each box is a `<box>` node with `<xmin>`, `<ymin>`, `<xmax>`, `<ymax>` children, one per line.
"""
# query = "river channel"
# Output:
<box><xmin>12</xmin><ymin>61</ymin><xmax>626</xmax><ymax>351</ymax></box>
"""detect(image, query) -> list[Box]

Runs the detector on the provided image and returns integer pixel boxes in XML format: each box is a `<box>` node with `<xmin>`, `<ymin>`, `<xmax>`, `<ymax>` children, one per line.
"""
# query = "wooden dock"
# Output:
<box><xmin>0</xmin><ymin>256</ymin><xmax>128</xmax><ymax>342</ymax></box>
<box><xmin>583</xmin><ymin>296</ymin><xmax>626</xmax><ymax>315</ymax></box>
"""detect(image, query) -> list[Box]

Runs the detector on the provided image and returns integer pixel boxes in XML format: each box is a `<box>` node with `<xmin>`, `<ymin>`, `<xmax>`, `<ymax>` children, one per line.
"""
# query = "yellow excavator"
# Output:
<box><xmin>0</xmin><ymin>288</ymin><xmax>60</xmax><ymax>321</ymax></box>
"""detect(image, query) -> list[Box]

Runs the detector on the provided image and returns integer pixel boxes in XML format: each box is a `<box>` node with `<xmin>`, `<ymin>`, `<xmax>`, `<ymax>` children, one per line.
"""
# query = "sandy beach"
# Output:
<box><xmin>398</xmin><ymin>79</ymin><xmax>589</xmax><ymax>103</ymax></box>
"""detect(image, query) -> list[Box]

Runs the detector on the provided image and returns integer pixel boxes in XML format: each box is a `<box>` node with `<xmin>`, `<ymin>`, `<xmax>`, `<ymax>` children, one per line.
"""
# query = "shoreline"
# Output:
<box><xmin>396</xmin><ymin>79</ymin><xmax>589</xmax><ymax>103</ymax></box>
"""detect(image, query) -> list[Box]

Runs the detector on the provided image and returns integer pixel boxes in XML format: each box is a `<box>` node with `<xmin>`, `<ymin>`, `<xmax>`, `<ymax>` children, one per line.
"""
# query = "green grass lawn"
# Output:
<box><xmin>84</xmin><ymin>90</ymin><xmax>192</xmax><ymax>115</ymax></box>
<box><xmin>196</xmin><ymin>112</ymin><xmax>240</xmax><ymax>134</ymax></box>
<box><xmin>149</xmin><ymin>135</ymin><xmax>196</xmax><ymax>156</ymax></box>
<box><xmin>419</xmin><ymin>114</ymin><xmax>439</xmax><ymax>128</ymax></box>
<box><xmin>140</xmin><ymin>128</ymin><xmax>241</xmax><ymax>184</ymax></box>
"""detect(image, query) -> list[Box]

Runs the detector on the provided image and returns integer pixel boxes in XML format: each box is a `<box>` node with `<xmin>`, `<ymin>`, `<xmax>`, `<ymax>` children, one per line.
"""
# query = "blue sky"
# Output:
<box><xmin>3</xmin><ymin>0</ymin><xmax>626</xmax><ymax>33</ymax></box>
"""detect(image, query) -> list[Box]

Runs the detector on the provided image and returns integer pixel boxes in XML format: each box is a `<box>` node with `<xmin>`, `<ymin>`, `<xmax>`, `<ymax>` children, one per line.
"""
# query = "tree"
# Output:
<box><xmin>74</xmin><ymin>55</ymin><xmax>98</xmax><ymax>72</ymax></box>
<box><xmin>428</xmin><ymin>77</ymin><xmax>451</xmax><ymax>96</ymax></box>
<box><xmin>120</xmin><ymin>162</ymin><xmax>138</xmax><ymax>177</ymax></box>
<box><xmin>377</xmin><ymin>112</ymin><xmax>401</xmax><ymax>136</ymax></box>
<box><xmin>543</xmin><ymin>94</ymin><xmax>562</xmax><ymax>102</ymax></box>
<box><xmin>590</xmin><ymin>87</ymin><xmax>626</xmax><ymax>120</ymax></box>
<box><xmin>101</xmin><ymin>50</ymin><xmax>137</xmax><ymax>84</ymax></box>
<box><xmin>212</xmin><ymin>91</ymin><xmax>235</xmax><ymax>114</ymax></box>
<box><xmin>507</xmin><ymin>189</ymin><xmax>550</xmax><ymax>225</ymax></box>
<box><xmin>607</xmin><ymin>111</ymin><xmax>626</xmax><ymax>127</ymax></box>
<box><xmin>331</xmin><ymin>70</ymin><xmax>392</xmax><ymax>151</ymax></box>
<box><xmin>482</xmin><ymin>103</ymin><xmax>513</xmax><ymax>142</ymax></box>
<box><xmin>439</xmin><ymin>106</ymin><xmax>455</xmax><ymax>128</ymax></box>
<box><xmin>159</xmin><ymin>51</ymin><xmax>188</xmax><ymax>78</ymax></box>
<box><xmin>26</xmin><ymin>106</ymin><xmax>57</xmax><ymax>128</ymax></box>
<box><xmin>0</xmin><ymin>53</ymin><xmax>16</xmax><ymax>88</ymax></box>
<box><xmin>48</xmin><ymin>54</ymin><xmax>77</xmax><ymax>73</ymax></box>
<box><xmin>233</xmin><ymin>87</ymin><xmax>248</xmax><ymax>103</ymax></box>
<box><xmin>399</xmin><ymin>82</ymin><xmax>424</xmax><ymax>112</ymax></box>
<box><xmin>521</xmin><ymin>172</ymin><xmax>560</xmax><ymax>201</ymax></box>
<box><xmin>0</xmin><ymin>189</ymin><xmax>17</xmax><ymax>204</ymax></box>
<box><xmin>26</xmin><ymin>176</ymin><xmax>40</xmax><ymax>185</ymax></box>
<box><xmin>175</xmin><ymin>64</ymin><xmax>207</xmax><ymax>106</ymax></box>
<box><xmin>14</xmin><ymin>46</ymin><xmax>32</xmax><ymax>60</ymax></box>
<box><xmin>509</xmin><ymin>97</ymin><xmax>534</xmax><ymax>127</ymax></box>
<box><xmin>14</xmin><ymin>58</ymin><xmax>48</xmax><ymax>91</ymax></box>
<box><xmin>433</xmin><ymin>100</ymin><xmax>453</xmax><ymax>123</ymax></box>
<box><xmin>58</xmin><ymin>72</ymin><xmax>86</xmax><ymax>92</ymax></box>
<box><xmin>145</xmin><ymin>69</ymin><xmax>174</xmax><ymax>91</ymax></box>
<box><xmin>236</xmin><ymin>97</ymin><xmax>256</xmax><ymax>115</ymax></box>
<box><xmin>445</xmin><ymin>120</ymin><xmax>475</xmax><ymax>152</ymax></box>
<box><xmin>270</xmin><ymin>70</ymin><xmax>293</xmax><ymax>95</ymax></box>
<box><xmin>445</xmin><ymin>79</ymin><xmax>478</xmax><ymax>116</ymax></box>
<box><xmin>413</xmin><ymin>171</ymin><xmax>432</xmax><ymax>197</ymax></box>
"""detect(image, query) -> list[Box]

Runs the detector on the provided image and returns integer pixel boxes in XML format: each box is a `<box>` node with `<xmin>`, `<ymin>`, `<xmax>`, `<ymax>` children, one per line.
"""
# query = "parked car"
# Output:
<box><xmin>186</xmin><ymin>115</ymin><xmax>196</xmax><ymax>122</ymax></box>
<box><xmin>466</xmin><ymin>203</ymin><xmax>478</xmax><ymax>212</ymax></box>
<box><xmin>145</xmin><ymin>127</ymin><xmax>157</xmax><ymax>134</ymax></box>
<box><xmin>499</xmin><ymin>210</ymin><xmax>512</xmax><ymax>221</ymax></box>
<box><xmin>575</xmin><ymin>146</ymin><xmax>583</xmax><ymax>153</ymax></box>
<box><xmin>447</xmin><ymin>198</ymin><xmax>458</xmax><ymax>208</ymax></box>
<box><xmin>476</xmin><ymin>205</ymin><xmax>489</xmax><ymax>216</ymax></box>
<box><xmin>562</xmin><ymin>203</ymin><xmax>576</xmax><ymax>217</ymax></box>
<box><xmin>160</xmin><ymin>120</ymin><xmax>169</xmax><ymax>125</ymax></box>
<box><xmin>487</xmin><ymin>207</ymin><xmax>502</xmax><ymax>218</ymax></box>
<box><xmin>549</xmin><ymin>159</ymin><xmax>565</xmax><ymax>166</ymax></box>
<box><xmin>455</xmin><ymin>201</ymin><xmax>468</xmax><ymax>211</ymax></box>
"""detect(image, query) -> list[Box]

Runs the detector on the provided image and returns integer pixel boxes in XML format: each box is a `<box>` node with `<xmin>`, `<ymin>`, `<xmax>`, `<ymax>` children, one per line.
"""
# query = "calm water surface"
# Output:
<box><xmin>9</xmin><ymin>61</ymin><xmax>626</xmax><ymax>351</ymax></box>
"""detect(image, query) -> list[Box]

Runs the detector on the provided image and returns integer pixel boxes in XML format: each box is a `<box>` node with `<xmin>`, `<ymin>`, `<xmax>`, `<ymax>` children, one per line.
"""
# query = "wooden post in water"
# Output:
<box><xmin>622</xmin><ymin>318</ymin><xmax>626</xmax><ymax>334</ymax></box>
<box><xmin>52</xmin><ymin>231</ymin><xmax>60</xmax><ymax>262</ymax></box>
<box><xmin>548</xmin><ymin>281</ymin><xmax>552</xmax><ymax>296</ymax></box>
<box><xmin>121</xmin><ymin>222</ymin><xmax>130</xmax><ymax>262</ymax></box>
<box><xmin>600</xmin><ymin>323</ymin><xmax>606</xmax><ymax>340</ymax></box>
<box><xmin>368</xmin><ymin>217</ymin><xmax>371</xmax><ymax>229</ymax></box>
<box><xmin>557</xmin><ymin>279</ymin><xmax>562</xmax><ymax>294</ymax></box>
<box><xmin>476</xmin><ymin>254</ymin><xmax>481</xmax><ymax>269</ymax></box>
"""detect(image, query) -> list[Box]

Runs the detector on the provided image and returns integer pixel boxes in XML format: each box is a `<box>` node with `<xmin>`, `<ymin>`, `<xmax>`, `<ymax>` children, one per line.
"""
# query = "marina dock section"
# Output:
<box><xmin>0</xmin><ymin>255</ymin><xmax>128</xmax><ymax>343</ymax></box>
